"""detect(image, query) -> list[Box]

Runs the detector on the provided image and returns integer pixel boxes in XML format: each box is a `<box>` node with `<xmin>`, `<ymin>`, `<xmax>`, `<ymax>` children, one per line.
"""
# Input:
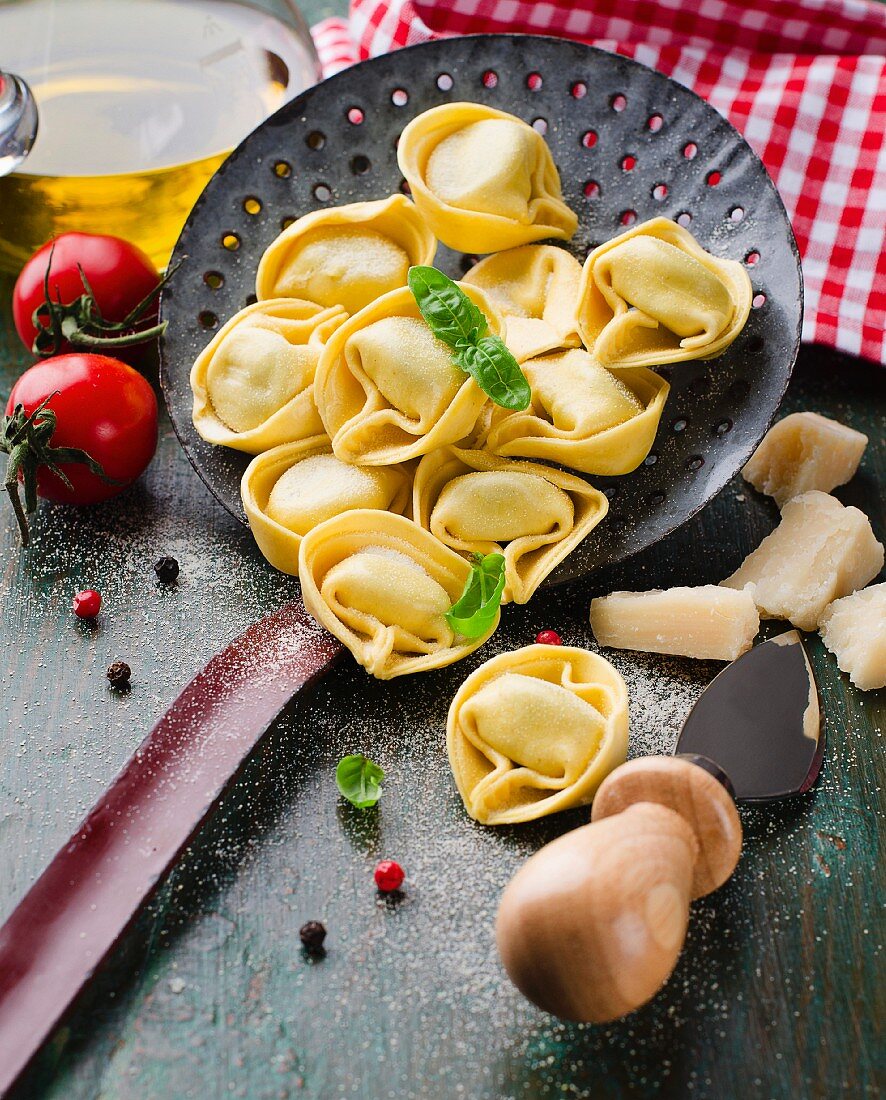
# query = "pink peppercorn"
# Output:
<box><xmin>73</xmin><ymin>589</ymin><xmax>102</xmax><ymax>619</ymax></box>
<box><xmin>536</xmin><ymin>630</ymin><xmax>562</xmax><ymax>646</ymax></box>
<box><xmin>374</xmin><ymin>859</ymin><xmax>405</xmax><ymax>893</ymax></box>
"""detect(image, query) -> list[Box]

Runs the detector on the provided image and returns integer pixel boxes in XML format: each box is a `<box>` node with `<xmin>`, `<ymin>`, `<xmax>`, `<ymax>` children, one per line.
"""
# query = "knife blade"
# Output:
<box><xmin>0</xmin><ymin>600</ymin><xmax>343</xmax><ymax>1097</ymax></box>
<box><xmin>676</xmin><ymin>629</ymin><xmax>823</xmax><ymax>800</ymax></box>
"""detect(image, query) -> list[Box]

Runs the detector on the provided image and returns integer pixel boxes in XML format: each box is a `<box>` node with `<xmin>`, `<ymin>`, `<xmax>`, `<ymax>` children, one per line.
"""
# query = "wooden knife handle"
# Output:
<box><xmin>496</xmin><ymin>756</ymin><xmax>742</xmax><ymax>1024</ymax></box>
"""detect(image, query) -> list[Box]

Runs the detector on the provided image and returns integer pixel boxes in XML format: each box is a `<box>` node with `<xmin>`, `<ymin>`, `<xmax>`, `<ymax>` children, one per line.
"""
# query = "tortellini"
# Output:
<box><xmin>299</xmin><ymin>510</ymin><xmax>499</xmax><ymax>678</ymax></box>
<box><xmin>397</xmin><ymin>103</ymin><xmax>578</xmax><ymax>253</ymax></box>
<box><xmin>578</xmin><ymin>217</ymin><xmax>752</xmax><ymax>368</ymax></box>
<box><xmin>413</xmin><ymin>447</ymin><xmax>608</xmax><ymax>604</ymax></box>
<box><xmin>314</xmin><ymin>284</ymin><xmax>501</xmax><ymax>465</ymax></box>
<box><xmin>190</xmin><ymin>298</ymin><xmax>347</xmax><ymax>454</ymax></box>
<box><xmin>462</xmin><ymin>245</ymin><xmax>582</xmax><ymax>363</ymax></box>
<box><xmin>447</xmin><ymin>645</ymin><xmax>629</xmax><ymax>824</ymax></box>
<box><xmin>481</xmin><ymin>348</ymin><xmax>669</xmax><ymax>475</ymax></box>
<box><xmin>241</xmin><ymin>435</ymin><xmax>412</xmax><ymax>575</ymax></box>
<box><xmin>255</xmin><ymin>194</ymin><xmax>436</xmax><ymax>315</ymax></box>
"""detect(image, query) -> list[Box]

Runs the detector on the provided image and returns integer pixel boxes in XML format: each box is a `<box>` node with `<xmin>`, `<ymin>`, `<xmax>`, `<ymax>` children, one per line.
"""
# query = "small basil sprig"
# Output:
<box><xmin>335</xmin><ymin>754</ymin><xmax>384</xmax><ymax>808</ymax></box>
<box><xmin>408</xmin><ymin>266</ymin><xmax>531</xmax><ymax>411</ymax></box>
<box><xmin>446</xmin><ymin>553</ymin><xmax>507</xmax><ymax>639</ymax></box>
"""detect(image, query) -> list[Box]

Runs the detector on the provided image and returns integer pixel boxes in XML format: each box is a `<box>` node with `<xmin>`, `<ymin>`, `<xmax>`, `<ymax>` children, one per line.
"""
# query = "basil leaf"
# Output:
<box><xmin>408</xmin><ymin>265</ymin><xmax>532</xmax><ymax>410</ymax></box>
<box><xmin>455</xmin><ymin>335</ymin><xmax>531</xmax><ymax>411</ymax></box>
<box><xmin>335</xmin><ymin>754</ymin><xmax>384</xmax><ymax>808</ymax></box>
<box><xmin>408</xmin><ymin>265</ymin><xmax>486</xmax><ymax>348</ymax></box>
<box><xmin>446</xmin><ymin>553</ymin><xmax>507</xmax><ymax>639</ymax></box>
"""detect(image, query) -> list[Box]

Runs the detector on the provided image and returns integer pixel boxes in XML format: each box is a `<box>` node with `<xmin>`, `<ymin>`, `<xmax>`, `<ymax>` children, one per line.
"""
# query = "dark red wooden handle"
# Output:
<box><xmin>0</xmin><ymin>600</ymin><xmax>343</xmax><ymax>1096</ymax></box>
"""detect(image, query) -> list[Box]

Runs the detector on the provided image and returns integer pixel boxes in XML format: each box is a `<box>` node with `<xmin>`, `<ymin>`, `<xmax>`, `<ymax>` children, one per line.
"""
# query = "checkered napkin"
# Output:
<box><xmin>312</xmin><ymin>0</ymin><xmax>886</xmax><ymax>365</ymax></box>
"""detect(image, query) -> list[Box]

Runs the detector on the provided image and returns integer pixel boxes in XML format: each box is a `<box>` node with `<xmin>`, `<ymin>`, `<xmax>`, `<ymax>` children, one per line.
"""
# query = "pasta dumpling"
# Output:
<box><xmin>255</xmin><ymin>194</ymin><xmax>436</xmax><ymax>315</ymax></box>
<box><xmin>447</xmin><ymin>645</ymin><xmax>629</xmax><ymax>824</ymax></box>
<box><xmin>190</xmin><ymin>298</ymin><xmax>347</xmax><ymax>454</ymax></box>
<box><xmin>241</xmin><ymin>435</ymin><xmax>412</xmax><ymax>575</ymax></box>
<box><xmin>482</xmin><ymin>348</ymin><xmax>669</xmax><ymax>475</ymax></box>
<box><xmin>397</xmin><ymin>103</ymin><xmax>578</xmax><ymax>253</ymax></box>
<box><xmin>413</xmin><ymin>447</ymin><xmax>608</xmax><ymax>603</ymax></box>
<box><xmin>299</xmin><ymin>510</ymin><xmax>499</xmax><ymax>679</ymax></box>
<box><xmin>462</xmin><ymin>245</ymin><xmax>582</xmax><ymax>362</ymax></box>
<box><xmin>578</xmin><ymin>217</ymin><xmax>752</xmax><ymax>368</ymax></box>
<box><xmin>314</xmin><ymin>284</ymin><xmax>501</xmax><ymax>465</ymax></box>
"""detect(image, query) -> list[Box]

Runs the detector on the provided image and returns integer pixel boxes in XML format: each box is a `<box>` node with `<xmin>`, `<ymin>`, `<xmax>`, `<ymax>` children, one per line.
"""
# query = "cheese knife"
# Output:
<box><xmin>496</xmin><ymin>630</ymin><xmax>824</xmax><ymax>1023</ymax></box>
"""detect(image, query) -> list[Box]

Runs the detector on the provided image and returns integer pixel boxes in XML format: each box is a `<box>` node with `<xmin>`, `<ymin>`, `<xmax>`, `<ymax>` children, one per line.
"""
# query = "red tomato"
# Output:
<box><xmin>6</xmin><ymin>354</ymin><xmax>158</xmax><ymax>505</ymax></box>
<box><xmin>12</xmin><ymin>233</ymin><xmax>161</xmax><ymax>358</ymax></box>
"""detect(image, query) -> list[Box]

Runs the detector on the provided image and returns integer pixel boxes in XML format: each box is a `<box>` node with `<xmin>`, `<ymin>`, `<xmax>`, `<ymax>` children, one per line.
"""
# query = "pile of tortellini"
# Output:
<box><xmin>191</xmin><ymin>101</ymin><xmax>753</xmax><ymax>682</ymax></box>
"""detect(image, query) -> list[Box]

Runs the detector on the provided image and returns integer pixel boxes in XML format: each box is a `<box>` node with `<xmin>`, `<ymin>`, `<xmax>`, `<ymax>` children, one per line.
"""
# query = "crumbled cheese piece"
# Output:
<box><xmin>589</xmin><ymin>585</ymin><xmax>759</xmax><ymax>661</ymax></box>
<box><xmin>819</xmin><ymin>583</ymin><xmax>886</xmax><ymax>691</ymax></box>
<box><xmin>742</xmin><ymin>412</ymin><xmax>867</xmax><ymax>507</ymax></box>
<box><xmin>721</xmin><ymin>491</ymin><xmax>884</xmax><ymax>631</ymax></box>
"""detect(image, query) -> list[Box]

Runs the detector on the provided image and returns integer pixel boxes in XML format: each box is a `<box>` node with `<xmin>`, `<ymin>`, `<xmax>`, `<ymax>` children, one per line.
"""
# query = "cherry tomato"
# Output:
<box><xmin>5</xmin><ymin>354</ymin><xmax>158</xmax><ymax>505</ymax></box>
<box><xmin>12</xmin><ymin>233</ymin><xmax>162</xmax><ymax>360</ymax></box>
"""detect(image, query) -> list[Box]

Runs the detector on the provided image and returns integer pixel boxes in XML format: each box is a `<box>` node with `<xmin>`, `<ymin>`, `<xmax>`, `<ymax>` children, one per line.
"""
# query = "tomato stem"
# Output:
<box><xmin>0</xmin><ymin>398</ymin><xmax>123</xmax><ymax>546</ymax></box>
<box><xmin>30</xmin><ymin>250</ymin><xmax>179</xmax><ymax>358</ymax></box>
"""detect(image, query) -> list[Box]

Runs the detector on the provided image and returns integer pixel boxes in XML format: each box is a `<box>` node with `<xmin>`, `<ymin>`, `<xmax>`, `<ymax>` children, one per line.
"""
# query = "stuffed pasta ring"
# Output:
<box><xmin>462</xmin><ymin>244</ymin><xmax>582</xmax><ymax>363</ymax></box>
<box><xmin>314</xmin><ymin>283</ymin><xmax>502</xmax><ymax>466</ymax></box>
<box><xmin>256</xmin><ymin>194</ymin><xmax>436</xmax><ymax>315</ymax></box>
<box><xmin>413</xmin><ymin>447</ymin><xmax>608</xmax><ymax>604</ymax></box>
<box><xmin>578</xmin><ymin>217</ymin><xmax>752</xmax><ymax>368</ymax></box>
<box><xmin>299</xmin><ymin>510</ymin><xmax>499</xmax><ymax>679</ymax></box>
<box><xmin>190</xmin><ymin>298</ymin><xmax>347</xmax><ymax>454</ymax></box>
<box><xmin>241</xmin><ymin>436</ymin><xmax>413</xmax><ymax>575</ymax></box>
<box><xmin>397</xmin><ymin>103</ymin><xmax>578</xmax><ymax>253</ymax></box>
<box><xmin>483</xmin><ymin>348</ymin><xmax>669</xmax><ymax>476</ymax></box>
<box><xmin>447</xmin><ymin>645</ymin><xmax>629</xmax><ymax>825</ymax></box>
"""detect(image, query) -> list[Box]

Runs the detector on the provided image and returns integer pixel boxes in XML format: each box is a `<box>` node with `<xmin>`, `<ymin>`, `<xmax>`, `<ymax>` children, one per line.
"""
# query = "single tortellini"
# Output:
<box><xmin>314</xmin><ymin>284</ymin><xmax>501</xmax><ymax>466</ymax></box>
<box><xmin>190</xmin><ymin>298</ymin><xmax>347</xmax><ymax>454</ymax></box>
<box><xmin>397</xmin><ymin>103</ymin><xmax>578</xmax><ymax>253</ymax></box>
<box><xmin>482</xmin><ymin>348</ymin><xmax>669</xmax><ymax>475</ymax></box>
<box><xmin>255</xmin><ymin>194</ymin><xmax>436</xmax><ymax>315</ymax></box>
<box><xmin>241</xmin><ymin>435</ymin><xmax>413</xmax><ymax>575</ymax></box>
<box><xmin>578</xmin><ymin>217</ymin><xmax>752</xmax><ymax>368</ymax></box>
<box><xmin>299</xmin><ymin>510</ymin><xmax>499</xmax><ymax>679</ymax></box>
<box><xmin>413</xmin><ymin>447</ymin><xmax>608</xmax><ymax>604</ymax></box>
<box><xmin>462</xmin><ymin>245</ymin><xmax>582</xmax><ymax>362</ymax></box>
<box><xmin>447</xmin><ymin>645</ymin><xmax>629</xmax><ymax>825</ymax></box>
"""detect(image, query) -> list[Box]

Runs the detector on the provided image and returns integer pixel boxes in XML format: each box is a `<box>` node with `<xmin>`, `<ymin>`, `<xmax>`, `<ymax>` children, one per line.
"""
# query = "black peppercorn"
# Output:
<box><xmin>154</xmin><ymin>556</ymin><xmax>180</xmax><ymax>584</ymax></box>
<box><xmin>299</xmin><ymin>920</ymin><xmax>327</xmax><ymax>954</ymax></box>
<box><xmin>107</xmin><ymin>661</ymin><xmax>131</xmax><ymax>689</ymax></box>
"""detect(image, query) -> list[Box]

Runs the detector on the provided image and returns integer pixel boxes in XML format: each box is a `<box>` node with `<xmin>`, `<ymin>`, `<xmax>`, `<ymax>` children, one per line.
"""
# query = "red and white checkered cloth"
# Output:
<box><xmin>312</xmin><ymin>0</ymin><xmax>886</xmax><ymax>365</ymax></box>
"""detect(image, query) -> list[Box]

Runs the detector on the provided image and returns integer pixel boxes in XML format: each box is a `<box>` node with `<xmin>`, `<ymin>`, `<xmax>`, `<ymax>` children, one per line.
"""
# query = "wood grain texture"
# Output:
<box><xmin>592</xmin><ymin>756</ymin><xmax>743</xmax><ymax>897</ymax></box>
<box><xmin>494</xmin><ymin>758</ymin><xmax>743</xmax><ymax>1024</ymax></box>
<box><xmin>497</xmin><ymin>802</ymin><xmax>701</xmax><ymax>1023</ymax></box>
<box><xmin>0</xmin><ymin>310</ymin><xmax>883</xmax><ymax>1098</ymax></box>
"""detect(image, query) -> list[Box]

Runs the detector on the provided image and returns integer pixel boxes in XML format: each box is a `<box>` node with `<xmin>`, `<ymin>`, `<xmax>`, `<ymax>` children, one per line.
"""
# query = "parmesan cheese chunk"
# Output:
<box><xmin>721</xmin><ymin>491</ymin><xmax>884</xmax><ymax>631</ymax></box>
<box><xmin>589</xmin><ymin>585</ymin><xmax>760</xmax><ymax>661</ymax></box>
<box><xmin>819</xmin><ymin>583</ymin><xmax>886</xmax><ymax>691</ymax></box>
<box><xmin>743</xmin><ymin>412</ymin><xmax>868</xmax><ymax>506</ymax></box>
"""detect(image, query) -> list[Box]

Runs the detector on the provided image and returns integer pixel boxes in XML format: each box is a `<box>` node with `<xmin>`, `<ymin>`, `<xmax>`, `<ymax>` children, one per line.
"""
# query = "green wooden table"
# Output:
<box><xmin>2</xmin><ymin>311</ymin><xmax>883</xmax><ymax>1100</ymax></box>
<box><xmin>1</xmin><ymin>12</ymin><xmax>884</xmax><ymax>1096</ymax></box>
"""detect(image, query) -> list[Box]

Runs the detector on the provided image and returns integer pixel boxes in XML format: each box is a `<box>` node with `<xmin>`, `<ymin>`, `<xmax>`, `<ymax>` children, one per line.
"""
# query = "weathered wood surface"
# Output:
<box><xmin>1</xmin><ymin>261</ymin><xmax>882</xmax><ymax>1097</ymax></box>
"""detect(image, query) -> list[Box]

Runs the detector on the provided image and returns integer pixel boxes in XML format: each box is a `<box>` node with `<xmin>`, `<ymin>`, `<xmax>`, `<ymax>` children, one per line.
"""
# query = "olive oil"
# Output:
<box><xmin>0</xmin><ymin>0</ymin><xmax>318</xmax><ymax>272</ymax></box>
